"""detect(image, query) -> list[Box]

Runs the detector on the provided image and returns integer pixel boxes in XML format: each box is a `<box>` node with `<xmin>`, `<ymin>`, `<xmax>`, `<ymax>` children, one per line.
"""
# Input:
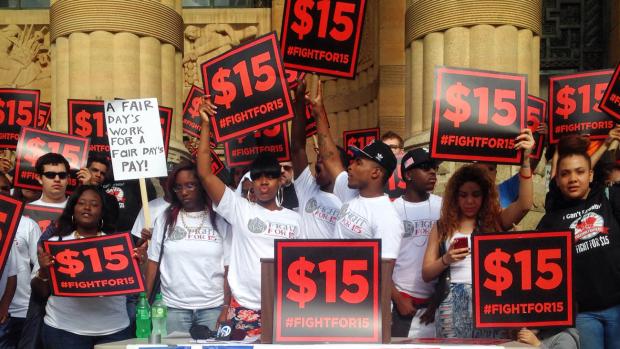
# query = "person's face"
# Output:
<box><xmin>556</xmin><ymin>155</ymin><xmax>592</xmax><ymax>200</ymax></box>
<box><xmin>20</xmin><ymin>188</ymin><xmax>41</xmax><ymax>202</ymax></box>
<box><xmin>457</xmin><ymin>181</ymin><xmax>483</xmax><ymax>219</ymax></box>
<box><xmin>173</xmin><ymin>170</ymin><xmax>204</xmax><ymax>211</ymax></box>
<box><xmin>0</xmin><ymin>175</ymin><xmax>11</xmax><ymax>195</ymax></box>
<box><xmin>383</xmin><ymin>138</ymin><xmax>404</xmax><ymax>156</ymax></box>
<box><xmin>473</xmin><ymin>162</ymin><xmax>497</xmax><ymax>183</ymax></box>
<box><xmin>405</xmin><ymin>163</ymin><xmax>438</xmax><ymax>192</ymax></box>
<box><xmin>38</xmin><ymin>163</ymin><xmax>68</xmax><ymax>200</ymax></box>
<box><xmin>252</xmin><ymin>173</ymin><xmax>280</xmax><ymax>204</ymax></box>
<box><xmin>315</xmin><ymin>155</ymin><xmax>331</xmax><ymax>188</ymax></box>
<box><xmin>347</xmin><ymin>157</ymin><xmax>381</xmax><ymax>189</ymax></box>
<box><xmin>73</xmin><ymin>189</ymin><xmax>103</xmax><ymax>230</ymax></box>
<box><xmin>280</xmin><ymin>162</ymin><xmax>294</xmax><ymax>186</ymax></box>
<box><xmin>88</xmin><ymin>161</ymin><xmax>108</xmax><ymax>186</ymax></box>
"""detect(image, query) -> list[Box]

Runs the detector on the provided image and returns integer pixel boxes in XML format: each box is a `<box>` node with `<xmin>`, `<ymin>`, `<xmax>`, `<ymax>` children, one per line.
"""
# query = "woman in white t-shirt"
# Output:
<box><xmin>422</xmin><ymin>129</ymin><xmax>535</xmax><ymax>339</ymax></box>
<box><xmin>32</xmin><ymin>185</ymin><xmax>133</xmax><ymax>349</ymax></box>
<box><xmin>196</xmin><ymin>97</ymin><xmax>302</xmax><ymax>337</ymax></box>
<box><xmin>146</xmin><ymin>161</ymin><xmax>230</xmax><ymax>334</ymax></box>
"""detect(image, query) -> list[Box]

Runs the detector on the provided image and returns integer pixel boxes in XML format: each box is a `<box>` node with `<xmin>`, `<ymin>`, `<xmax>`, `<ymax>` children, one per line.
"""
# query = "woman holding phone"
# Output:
<box><xmin>422</xmin><ymin>129</ymin><xmax>535</xmax><ymax>338</ymax></box>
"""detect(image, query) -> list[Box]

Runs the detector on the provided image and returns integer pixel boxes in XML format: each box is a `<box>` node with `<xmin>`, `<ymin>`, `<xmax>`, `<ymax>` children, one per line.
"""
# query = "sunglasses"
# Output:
<box><xmin>42</xmin><ymin>171</ymin><xmax>69</xmax><ymax>180</ymax></box>
<box><xmin>172</xmin><ymin>183</ymin><xmax>198</xmax><ymax>193</ymax></box>
<box><xmin>281</xmin><ymin>165</ymin><xmax>293</xmax><ymax>171</ymax></box>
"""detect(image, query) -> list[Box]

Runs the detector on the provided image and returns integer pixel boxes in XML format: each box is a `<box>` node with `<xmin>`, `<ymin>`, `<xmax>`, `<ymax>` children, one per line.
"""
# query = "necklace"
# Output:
<box><xmin>402</xmin><ymin>196</ymin><xmax>433</xmax><ymax>247</ymax></box>
<box><xmin>74</xmin><ymin>230</ymin><xmax>103</xmax><ymax>239</ymax></box>
<box><xmin>180</xmin><ymin>209</ymin><xmax>208</xmax><ymax>234</ymax></box>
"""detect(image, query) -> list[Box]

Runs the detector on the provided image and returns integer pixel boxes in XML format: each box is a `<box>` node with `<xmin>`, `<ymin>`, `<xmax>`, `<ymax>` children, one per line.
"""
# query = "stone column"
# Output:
<box><xmin>404</xmin><ymin>0</ymin><xmax>542</xmax><ymax>147</ymax></box>
<box><xmin>49</xmin><ymin>0</ymin><xmax>186</xmax><ymax>161</ymax></box>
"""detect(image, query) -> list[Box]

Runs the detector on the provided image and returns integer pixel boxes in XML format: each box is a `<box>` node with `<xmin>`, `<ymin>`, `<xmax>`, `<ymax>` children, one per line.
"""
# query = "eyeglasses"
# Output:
<box><xmin>42</xmin><ymin>171</ymin><xmax>68</xmax><ymax>180</ymax></box>
<box><xmin>172</xmin><ymin>182</ymin><xmax>198</xmax><ymax>193</ymax></box>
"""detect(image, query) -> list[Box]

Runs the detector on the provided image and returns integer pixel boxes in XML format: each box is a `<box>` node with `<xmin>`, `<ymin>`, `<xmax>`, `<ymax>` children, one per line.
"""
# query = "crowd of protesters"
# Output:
<box><xmin>0</xmin><ymin>81</ymin><xmax>618</xmax><ymax>349</ymax></box>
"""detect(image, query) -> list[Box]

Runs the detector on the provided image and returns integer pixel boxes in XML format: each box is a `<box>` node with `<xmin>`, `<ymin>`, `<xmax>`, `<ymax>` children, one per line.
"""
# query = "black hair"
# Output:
<box><xmin>250</xmin><ymin>153</ymin><xmax>281</xmax><ymax>181</ymax></box>
<box><xmin>87</xmin><ymin>153</ymin><xmax>110</xmax><ymax>170</ymax></box>
<box><xmin>35</xmin><ymin>153</ymin><xmax>70</xmax><ymax>174</ymax></box>
<box><xmin>51</xmin><ymin>185</ymin><xmax>118</xmax><ymax>237</ymax></box>
<box><xmin>557</xmin><ymin>135</ymin><xmax>591</xmax><ymax>169</ymax></box>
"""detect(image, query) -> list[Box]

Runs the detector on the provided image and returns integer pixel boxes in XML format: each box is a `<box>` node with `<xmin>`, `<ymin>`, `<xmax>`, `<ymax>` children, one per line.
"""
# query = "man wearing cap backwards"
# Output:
<box><xmin>391</xmin><ymin>148</ymin><xmax>441</xmax><ymax>338</ymax></box>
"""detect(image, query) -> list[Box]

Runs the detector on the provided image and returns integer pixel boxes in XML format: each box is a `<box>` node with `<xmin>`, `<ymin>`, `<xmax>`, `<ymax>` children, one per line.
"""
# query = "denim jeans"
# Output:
<box><xmin>576</xmin><ymin>304</ymin><xmax>620</xmax><ymax>349</ymax></box>
<box><xmin>391</xmin><ymin>303</ymin><xmax>435</xmax><ymax>338</ymax></box>
<box><xmin>166</xmin><ymin>307</ymin><xmax>222</xmax><ymax>334</ymax></box>
<box><xmin>0</xmin><ymin>317</ymin><xmax>25</xmax><ymax>349</ymax></box>
<box><xmin>41</xmin><ymin>324</ymin><xmax>131</xmax><ymax>349</ymax></box>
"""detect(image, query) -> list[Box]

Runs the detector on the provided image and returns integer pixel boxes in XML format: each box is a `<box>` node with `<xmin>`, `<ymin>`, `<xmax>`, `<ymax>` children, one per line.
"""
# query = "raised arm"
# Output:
<box><xmin>313</xmin><ymin>81</ymin><xmax>345</xmax><ymax>181</ymax></box>
<box><xmin>196</xmin><ymin>96</ymin><xmax>227</xmax><ymax>205</ymax></box>
<box><xmin>590</xmin><ymin>125</ymin><xmax>620</xmax><ymax>168</ymax></box>
<box><xmin>500</xmin><ymin>128</ymin><xmax>535</xmax><ymax>230</ymax></box>
<box><xmin>291</xmin><ymin>80</ymin><xmax>309</xmax><ymax>178</ymax></box>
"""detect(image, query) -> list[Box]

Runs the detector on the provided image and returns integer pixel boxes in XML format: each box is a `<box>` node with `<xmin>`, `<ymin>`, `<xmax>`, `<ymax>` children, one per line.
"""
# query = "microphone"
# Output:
<box><xmin>215</xmin><ymin>321</ymin><xmax>233</xmax><ymax>340</ymax></box>
<box><xmin>189</xmin><ymin>324</ymin><xmax>215</xmax><ymax>340</ymax></box>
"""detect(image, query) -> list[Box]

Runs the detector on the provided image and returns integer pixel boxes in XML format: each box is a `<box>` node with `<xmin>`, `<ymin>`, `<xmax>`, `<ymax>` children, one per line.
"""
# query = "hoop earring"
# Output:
<box><xmin>276</xmin><ymin>186</ymin><xmax>284</xmax><ymax>207</ymax></box>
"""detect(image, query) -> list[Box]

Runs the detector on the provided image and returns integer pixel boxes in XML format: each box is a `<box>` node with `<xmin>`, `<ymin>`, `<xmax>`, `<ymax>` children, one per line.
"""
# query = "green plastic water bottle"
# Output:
<box><xmin>151</xmin><ymin>293</ymin><xmax>167</xmax><ymax>338</ymax></box>
<box><xmin>135</xmin><ymin>292</ymin><xmax>151</xmax><ymax>339</ymax></box>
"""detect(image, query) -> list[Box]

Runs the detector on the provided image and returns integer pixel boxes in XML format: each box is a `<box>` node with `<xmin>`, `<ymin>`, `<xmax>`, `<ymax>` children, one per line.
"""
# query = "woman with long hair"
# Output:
<box><xmin>422</xmin><ymin>129</ymin><xmax>535</xmax><ymax>338</ymax></box>
<box><xmin>145</xmin><ymin>161</ymin><xmax>231</xmax><ymax>334</ymax></box>
<box><xmin>32</xmin><ymin>185</ymin><xmax>131</xmax><ymax>349</ymax></box>
<box><xmin>537</xmin><ymin>131</ymin><xmax>620</xmax><ymax>349</ymax></box>
<box><xmin>196</xmin><ymin>96</ymin><xmax>302</xmax><ymax>337</ymax></box>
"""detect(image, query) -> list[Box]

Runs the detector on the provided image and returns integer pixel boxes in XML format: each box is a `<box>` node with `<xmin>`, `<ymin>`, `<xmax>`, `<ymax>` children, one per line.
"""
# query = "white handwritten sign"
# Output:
<box><xmin>104</xmin><ymin>98</ymin><xmax>167</xmax><ymax>181</ymax></box>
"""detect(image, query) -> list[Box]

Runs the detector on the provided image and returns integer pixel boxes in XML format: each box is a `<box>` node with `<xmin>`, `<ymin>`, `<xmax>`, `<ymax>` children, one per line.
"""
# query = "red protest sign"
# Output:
<box><xmin>201</xmin><ymin>32</ymin><xmax>293</xmax><ymax>143</ymax></box>
<box><xmin>599</xmin><ymin>63</ymin><xmax>620</xmax><ymax>121</ymax></box>
<box><xmin>224</xmin><ymin>123</ymin><xmax>291</xmax><ymax>167</ymax></box>
<box><xmin>285</xmin><ymin>69</ymin><xmax>306</xmax><ymax>89</ymax></box>
<box><xmin>527</xmin><ymin>96</ymin><xmax>548</xmax><ymax>160</ymax></box>
<box><xmin>14</xmin><ymin>127</ymin><xmax>90</xmax><ymax>192</ymax></box>
<box><xmin>37</xmin><ymin>102</ymin><xmax>51</xmax><ymax>129</ymax></box>
<box><xmin>44</xmin><ymin>233</ymin><xmax>144</xmax><ymax>297</ymax></box>
<box><xmin>68</xmin><ymin>99</ymin><xmax>172</xmax><ymax>158</ymax></box>
<box><xmin>280</xmin><ymin>0</ymin><xmax>367</xmax><ymax>78</ymax></box>
<box><xmin>274</xmin><ymin>240</ymin><xmax>381</xmax><ymax>343</ymax></box>
<box><xmin>0</xmin><ymin>89</ymin><xmax>40</xmax><ymax>149</ymax></box>
<box><xmin>430</xmin><ymin>66</ymin><xmax>526</xmax><ymax>164</ymax></box>
<box><xmin>472</xmin><ymin>230</ymin><xmax>574</xmax><ymax>328</ymax></box>
<box><xmin>23</xmin><ymin>204</ymin><xmax>63</xmax><ymax>233</ymax></box>
<box><xmin>343</xmin><ymin>127</ymin><xmax>379</xmax><ymax>158</ymax></box>
<box><xmin>384</xmin><ymin>162</ymin><xmax>405</xmax><ymax>200</ymax></box>
<box><xmin>0</xmin><ymin>194</ymin><xmax>24</xmax><ymax>276</ymax></box>
<box><xmin>182</xmin><ymin>85</ymin><xmax>206</xmax><ymax>139</ymax></box>
<box><xmin>549</xmin><ymin>69</ymin><xmax>615</xmax><ymax>144</ymax></box>
<box><xmin>210</xmin><ymin>149</ymin><xmax>225</xmax><ymax>175</ymax></box>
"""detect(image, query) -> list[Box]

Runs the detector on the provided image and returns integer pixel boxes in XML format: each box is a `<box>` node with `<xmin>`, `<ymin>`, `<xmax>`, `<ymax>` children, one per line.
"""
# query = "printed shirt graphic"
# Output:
<box><xmin>294</xmin><ymin>166</ymin><xmax>342</xmax><ymax>238</ymax></box>
<box><xmin>334</xmin><ymin>194</ymin><xmax>403</xmax><ymax>259</ymax></box>
<box><xmin>148</xmin><ymin>213</ymin><xmax>230</xmax><ymax>309</ymax></box>
<box><xmin>214</xmin><ymin>187</ymin><xmax>303</xmax><ymax>310</ymax></box>
<box><xmin>392</xmin><ymin>195</ymin><xmax>442</xmax><ymax>298</ymax></box>
<box><xmin>566</xmin><ymin>205</ymin><xmax>610</xmax><ymax>255</ymax></box>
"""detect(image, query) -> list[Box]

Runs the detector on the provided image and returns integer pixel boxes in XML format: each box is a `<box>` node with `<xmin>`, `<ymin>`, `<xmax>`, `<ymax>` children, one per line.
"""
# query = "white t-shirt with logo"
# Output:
<box><xmin>333</xmin><ymin>171</ymin><xmax>359</xmax><ymax>203</ymax></box>
<box><xmin>148</xmin><ymin>211</ymin><xmax>230</xmax><ymax>309</ymax></box>
<box><xmin>392</xmin><ymin>195</ymin><xmax>442</xmax><ymax>299</ymax></box>
<box><xmin>294</xmin><ymin>166</ymin><xmax>342</xmax><ymax>239</ymax></box>
<box><xmin>9</xmin><ymin>216</ymin><xmax>41</xmax><ymax>318</ymax></box>
<box><xmin>214</xmin><ymin>187</ymin><xmax>302</xmax><ymax>310</ymax></box>
<box><xmin>131</xmin><ymin>197</ymin><xmax>170</xmax><ymax>238</ymax></box>
<box><xmin>35</xmin><ymin>232</ymin><xmax>129</xmax><ymax>336</ymax></box>
<box><xmin>334</xmin><ymin>194</ymin><xmax>403</xmax><ymax>259</ymax></box>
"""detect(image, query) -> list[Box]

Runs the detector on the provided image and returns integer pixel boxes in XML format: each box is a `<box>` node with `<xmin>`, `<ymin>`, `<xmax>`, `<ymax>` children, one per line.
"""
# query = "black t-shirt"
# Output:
<box><xmin>538</xmin><ymin>181</ymin><xmax>620</xmax><ymax>312</ymax></box>
<box><xmin>102</xmin><ymin>180</ymin><xmax>156</xmax><ymax>233</ymax></box>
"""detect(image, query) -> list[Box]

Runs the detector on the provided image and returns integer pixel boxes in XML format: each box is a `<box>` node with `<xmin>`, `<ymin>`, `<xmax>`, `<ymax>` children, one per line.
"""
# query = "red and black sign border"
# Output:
<box><xmin>182</xmin><ymin>84</ymin><xmax>205</xmax><ymax>139</ymax></box>
<box><xmin>38</xmin><ymin>102</ymin><xmax>51</xmax><ymax>129</ymax></box>
<box><xmin>224</xmin><ymin>122</ymin><xmax>291</xmax><ymax>167</ymax></box>
<box><xmin>0</xmin><ymin>88</ymin><xmax>41</xmax><ymax>149</ymax></box>
<box><xmin>44</xmin><ymin>233</ymin><xmax>145</xmax><ymax>297</ymax></box>
<box><xmin>472</xmin><ymin>230</ymin><xmax>574</xmax><ymax>329</ymax></box>
<box><xmin>600</xmin><ymin>63</ymin><xmax>620</xmax><ymax>121</ymax></box>
<box><xmin>274</xmin><ymin>239</ymin><xmax>381</xmax><ymax>343</ymax></box>
<box><xmin>280</xmin><ymin>0</ymin><xmax>367</xmax><ymax>79</ymax></box>
<box><xmin>431</xmin><ymin>66</ymin><xmax>527</xmax><ymax>164</ymax></box>
<box><xmin>13</xmin><ymin>127</ymin><xmax>90</xmax><ymax>191</ymax></box>
<box><xmin>342</xmin><ymin>127</ymin><xmax>380</xmax><ymax>149</ymax></box>
<box><xmin>527</xmin><ymin>95</ymin><xmax>547</xmax><ymax>160</ymax></box>
<box><xmin>158</xmin><ymin>105</ymin><xmax>173</xmax><ymax>156</ymax></box>
<box><xmin>201</xmin><ymin>32</ymin><xmax>294</xmax><ymax>142</ymax></box>
<box><xmin>548</xmin><ymin>69</ymin><xmax>615</xmax><ymax>144</ymax></box>
<box><xmin>0</xmin><ymin>194</ymin><xmax>24</xmax><ymax>277</ymax></box>
<box><xmin>67</xmin><ymin>99</ymin><xmax>105</xmax><ymax>137</ymax></box>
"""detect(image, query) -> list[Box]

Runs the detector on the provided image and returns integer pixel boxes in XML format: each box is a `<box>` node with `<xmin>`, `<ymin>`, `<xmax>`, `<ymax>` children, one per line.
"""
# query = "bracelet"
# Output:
<box><xmin>519</xmin><ymin>171</ymin><xmax>532</xmax><ymax>179</ymax></box>
<box><xmin>35</xmin><ymin>271</ymin><xmax>49</xmax><ymax>282</ymax></box>
<box><xmin>441</xmin><ymin>254</ymin><xmax>449</xmax><ymax>266</ymax></box>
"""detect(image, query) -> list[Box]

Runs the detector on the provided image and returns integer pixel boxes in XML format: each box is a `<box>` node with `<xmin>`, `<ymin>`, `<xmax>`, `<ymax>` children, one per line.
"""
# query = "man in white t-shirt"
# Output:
<box><xmin>29</xmin><ymin>153</ymin><xmax>71</xmax><ymax>209</ymax></box>
<box><xmin>391</xmin><ymin>148</ymin><xmax>442</xmax><ymax>338</ymax></box>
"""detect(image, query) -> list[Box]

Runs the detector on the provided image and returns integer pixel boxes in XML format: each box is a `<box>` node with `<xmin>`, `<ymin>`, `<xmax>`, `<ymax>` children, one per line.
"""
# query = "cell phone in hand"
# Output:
<box><xmin>453</xmin><ymin>237</ymin><xmax>469</xmax><ymax>249</ymax></box>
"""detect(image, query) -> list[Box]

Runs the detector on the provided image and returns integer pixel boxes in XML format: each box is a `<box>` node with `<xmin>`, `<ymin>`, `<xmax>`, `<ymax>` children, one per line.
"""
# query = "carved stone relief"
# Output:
<box><xmin>0</xmin><ymin>24</ymin><xmax>51</xmax><ymax>92</ymax></box>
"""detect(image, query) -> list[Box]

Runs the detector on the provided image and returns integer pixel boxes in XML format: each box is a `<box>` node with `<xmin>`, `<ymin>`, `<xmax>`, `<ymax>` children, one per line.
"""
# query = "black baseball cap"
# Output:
<box><xmin>349</xmin><ymin>141</ymin><xmax>397</xmax><ymax>174</ymax></box>
<box><xmin>401</xmin><ymin>148</ymin><xmax>439</xmax><ymax>173</ymax></box>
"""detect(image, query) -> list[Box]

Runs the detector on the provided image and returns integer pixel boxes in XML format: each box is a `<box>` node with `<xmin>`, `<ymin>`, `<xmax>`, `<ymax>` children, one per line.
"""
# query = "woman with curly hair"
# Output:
<box><xmin>422</xmin><ymin>129</ymin><xmax>535</xmax><ymax>338</ymax></box>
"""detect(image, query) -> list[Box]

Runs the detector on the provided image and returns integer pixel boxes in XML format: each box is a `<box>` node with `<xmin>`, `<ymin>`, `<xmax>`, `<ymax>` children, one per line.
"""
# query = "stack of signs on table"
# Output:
<box><xmin>13</xmin><ymin>127</ymin><xmax>89</xmax><ymax>193</ymax></box>
<box><xmin>201</xmin><ymin>32</ymin><xmax>294</xmax><ymax>167</ymax></box>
